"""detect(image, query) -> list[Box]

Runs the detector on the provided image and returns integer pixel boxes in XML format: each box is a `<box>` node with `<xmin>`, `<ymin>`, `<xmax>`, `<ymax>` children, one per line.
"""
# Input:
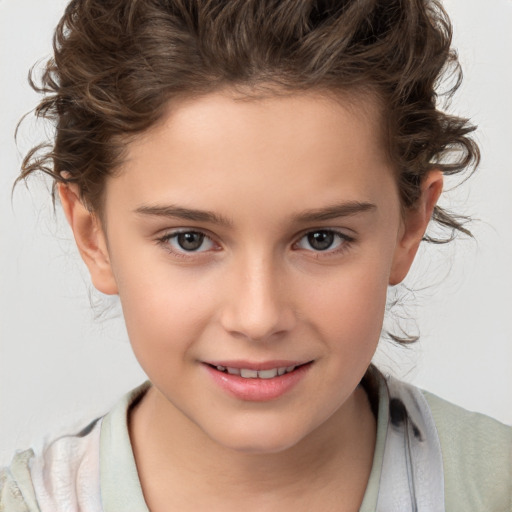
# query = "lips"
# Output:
<box><xmin>203</xmin><ymin>360</ymin><xmax>313</xmax><ymax>401</ymax></box>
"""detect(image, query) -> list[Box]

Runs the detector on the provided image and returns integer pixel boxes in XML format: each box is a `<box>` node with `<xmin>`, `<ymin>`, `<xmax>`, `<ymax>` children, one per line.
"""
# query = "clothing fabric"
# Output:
<box><xmin>1</xmin><ymin>375</ymin><xmax>511</xmax><ymax>511</ymax></box>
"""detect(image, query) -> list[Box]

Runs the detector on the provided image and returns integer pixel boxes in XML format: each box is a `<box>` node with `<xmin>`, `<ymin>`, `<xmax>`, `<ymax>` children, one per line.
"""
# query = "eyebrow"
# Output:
<box><xmin>135</xmin><ymin>204</ymin><xmax>234</xmax><ymax>227</ymax></box>
<box><xmin>293</xmin><ymin>201</ymin><xmax>377</xmax><ymax>223</ymax></box>
<box><xmin>134</xmin><ymin>201</ymin><xmax>376</xmax><ymax>226</ymax></box>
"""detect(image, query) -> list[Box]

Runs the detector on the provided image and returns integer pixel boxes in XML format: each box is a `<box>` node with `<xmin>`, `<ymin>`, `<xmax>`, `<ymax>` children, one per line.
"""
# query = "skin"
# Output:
<box><xmin>59</xmin><ymin>90</ymin><xmax>442</xmax><ymax>511</ymax></box>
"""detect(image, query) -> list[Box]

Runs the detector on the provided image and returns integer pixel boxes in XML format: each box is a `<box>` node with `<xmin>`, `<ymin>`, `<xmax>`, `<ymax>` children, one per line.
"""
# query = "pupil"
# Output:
<box><xmin>177</xmin><ymin>232</ymin><xmax>204</xmax><ymax>251</ymax></box>
<box><xmin>308</xmin><ymin>231</ymin><xmax>334</xmax><ymax>251</ymax></box>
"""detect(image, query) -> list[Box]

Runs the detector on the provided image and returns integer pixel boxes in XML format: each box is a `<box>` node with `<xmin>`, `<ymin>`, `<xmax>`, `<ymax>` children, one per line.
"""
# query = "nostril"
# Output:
<box><xmin>219</xmin><ymin>304</ymin><xmax>297</xmax><ymax>342</ymax></box>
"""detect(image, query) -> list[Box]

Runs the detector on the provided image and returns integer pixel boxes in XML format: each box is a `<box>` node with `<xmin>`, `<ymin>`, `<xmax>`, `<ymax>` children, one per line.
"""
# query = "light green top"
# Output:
<box><xmin>424</xmin><ymin>391</ymin><xmax>512</xmax><ymax>511</ymax></box>
<box><xmin>1</xmin><ymin>379</ymin><xmax>511</xmax><ymax>511</ymax></box>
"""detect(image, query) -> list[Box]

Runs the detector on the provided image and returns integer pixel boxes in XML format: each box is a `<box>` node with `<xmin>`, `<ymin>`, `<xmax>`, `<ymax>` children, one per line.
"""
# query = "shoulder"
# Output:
<box><xmin>0</xmin><ymin>449</ymin><xmax>39</xmax><ymax>512</ymax></box>
<box><xmin>422</xmin><ymin>390</ymin><xmax>512</xmax><ymax>511</ymax></box>
<box><xmin>0</xmin><ymin>382</ymin><xmax>150</xmax><ymax>512</ymax></box>
<box><xmin>1</xmin><ymin>417</ymin><xmax>103</xmax><ymax>512</ymax></box>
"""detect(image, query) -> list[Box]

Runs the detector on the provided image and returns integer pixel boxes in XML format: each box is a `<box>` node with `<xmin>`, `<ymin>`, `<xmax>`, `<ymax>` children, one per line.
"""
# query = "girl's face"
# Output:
<box><xmin>65</xmin><ymin>90</ymin><xmax>438</xmax><ymax>453</ymax></box>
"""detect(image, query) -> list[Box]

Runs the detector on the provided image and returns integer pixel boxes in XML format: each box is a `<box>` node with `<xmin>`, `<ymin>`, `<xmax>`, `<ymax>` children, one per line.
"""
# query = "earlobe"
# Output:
<box><xmin>58</xmin><ymin>182</ymin><xmax>118</xmax><ymax>295</ymax></box>
<box><xmin>389</xmin><ymin>170</ymin><xmax>444</xmax><ymax>285</ymax></box>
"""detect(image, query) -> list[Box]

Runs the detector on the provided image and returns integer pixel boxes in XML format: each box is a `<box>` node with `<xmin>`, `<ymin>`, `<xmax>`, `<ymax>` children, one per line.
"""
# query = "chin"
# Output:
<box><xmin>203</xmin><ymin>419</ymin><xmax>311</xmax><ymax>455</ymax></box>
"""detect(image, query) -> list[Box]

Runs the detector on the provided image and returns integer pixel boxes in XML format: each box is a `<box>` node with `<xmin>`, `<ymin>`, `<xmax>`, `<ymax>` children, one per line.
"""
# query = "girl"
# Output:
<box><xmin>1</xmin><ymin>0</ymin><xmax>511</xmax><ymax>510</ymax></box>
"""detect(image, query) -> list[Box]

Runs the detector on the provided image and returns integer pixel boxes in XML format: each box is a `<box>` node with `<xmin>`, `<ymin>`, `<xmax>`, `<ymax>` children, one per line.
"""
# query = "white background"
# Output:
<box><xmin>1</xmin><ymin>0</ymin><xmax>511</xmax><ymax>465</ymax></box>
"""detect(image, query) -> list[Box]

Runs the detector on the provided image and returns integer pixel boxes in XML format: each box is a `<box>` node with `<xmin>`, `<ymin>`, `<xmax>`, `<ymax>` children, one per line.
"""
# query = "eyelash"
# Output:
<box><xmin>157</xmin><ymin>230</ymin><xmax>218</xmax><ymax>259</ymax></box>
<box><xmin>293</xmin><ymin>230</ymin><xmax>354</xmax><ymax>257</ymax></box>
<box><xmin>156</xmin><ymin>229</ymin><xmax>355</xmax><ymax>260</ymax></box>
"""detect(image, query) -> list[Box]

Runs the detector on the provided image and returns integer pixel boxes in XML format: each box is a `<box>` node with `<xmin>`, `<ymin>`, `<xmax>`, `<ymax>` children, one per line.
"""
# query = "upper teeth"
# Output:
<box><xmin>216</xmin><ymin>365</ymin><xmax>296</xmax><ymax>379</ymax></box>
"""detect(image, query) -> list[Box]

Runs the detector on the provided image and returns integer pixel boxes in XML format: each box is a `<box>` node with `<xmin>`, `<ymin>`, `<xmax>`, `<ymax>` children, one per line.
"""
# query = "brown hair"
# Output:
<box><xmin>17</xmin><ymin>0</ymin><xmax>481</xmax><ymax>345</ymax></box>
<box><xmin>18</xmin><ymin>0</ymin><xmax>478</xmax><ymax>236</ymax></box>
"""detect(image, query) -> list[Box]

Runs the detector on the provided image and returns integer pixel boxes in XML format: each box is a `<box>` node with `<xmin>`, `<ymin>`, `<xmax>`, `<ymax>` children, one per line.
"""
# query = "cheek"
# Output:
<box><xmin>305</xmin><ymin>257</ymin><xmax>390</xmax><ymax>350</ymax></box>
<box><xmin>112</xmin><ymin>255</ymin><xmax>218</xmax><ymax>368</ymax></box>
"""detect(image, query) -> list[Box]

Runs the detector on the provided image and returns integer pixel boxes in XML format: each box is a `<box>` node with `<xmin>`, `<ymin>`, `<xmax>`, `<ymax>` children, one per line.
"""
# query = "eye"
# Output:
<box><xmin>161</xmin><ymin>230</ymin><xmax>216</xmax><ymax>253</ymax></box>
<box><xmin>295</xmin><ymin>230</ymin><xmax>350</xmax><ymax>252</ymax></box>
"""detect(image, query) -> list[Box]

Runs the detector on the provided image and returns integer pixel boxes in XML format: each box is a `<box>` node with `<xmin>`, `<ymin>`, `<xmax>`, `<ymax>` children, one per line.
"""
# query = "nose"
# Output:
<box><xmin>219</xmin><ymin>254</ymin><xmax>297</xmax><ymax>342</ymax></box>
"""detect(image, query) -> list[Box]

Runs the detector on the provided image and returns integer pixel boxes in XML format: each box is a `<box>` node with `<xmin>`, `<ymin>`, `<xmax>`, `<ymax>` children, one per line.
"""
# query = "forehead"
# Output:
<box><xmin>106</xmin><ymin>90</ymin><xmax>397</xmax><ymax>222</ymax></box>
<box><xmin>135</xmin><ymin>88</ymin><xmax>387</xmax><ymax>161</ymax></box>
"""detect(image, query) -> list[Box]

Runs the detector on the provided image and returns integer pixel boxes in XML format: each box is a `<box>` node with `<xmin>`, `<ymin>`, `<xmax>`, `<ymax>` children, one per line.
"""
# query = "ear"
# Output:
<box><xmin>389</xmin><ymin>170</ymin><xmax>443</xmax><ymax>285</ymax></box>
<box><xmin>58</xmin><ymin>182</ymin><xmax>118</xmax><ymax>295</ymax></box>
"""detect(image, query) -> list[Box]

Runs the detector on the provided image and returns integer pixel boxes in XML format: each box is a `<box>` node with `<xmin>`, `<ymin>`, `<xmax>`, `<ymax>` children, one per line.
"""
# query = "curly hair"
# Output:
<box><xmin>18</xmin><ymin>0</ymin><xmax>478</xmax><ymax>236</ymax></box>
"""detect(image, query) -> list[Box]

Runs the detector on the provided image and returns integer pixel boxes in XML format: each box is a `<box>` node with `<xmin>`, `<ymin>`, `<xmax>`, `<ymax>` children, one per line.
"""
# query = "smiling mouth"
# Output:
<box><xmin>206</xmin><ymin>362</ymin><xmax>311</xmax><ymax>379</ymax></box>
<box><xmin>204</xmin><ymin>361</ymin><xmax>313</xmax><ymax>401</ymax></box>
